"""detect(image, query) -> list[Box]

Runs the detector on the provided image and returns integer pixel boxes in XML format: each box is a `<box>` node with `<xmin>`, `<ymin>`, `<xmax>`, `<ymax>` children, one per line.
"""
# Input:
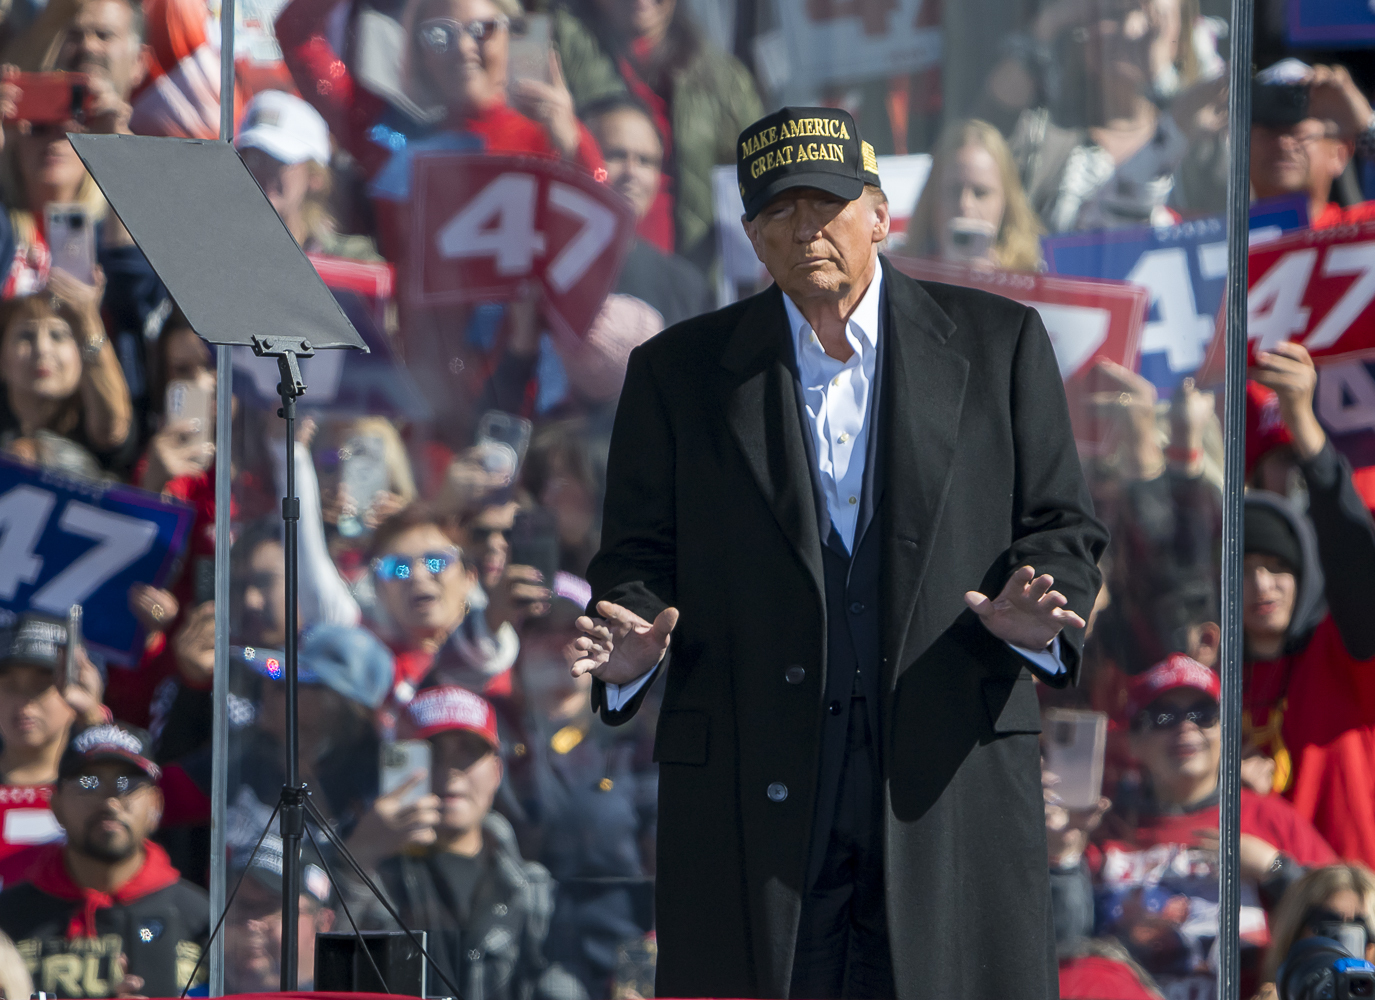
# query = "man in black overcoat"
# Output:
<box><xmin>569</xmin><ymin>106</ymin><xmax>1109</xmax><ymax>999</ymax></box>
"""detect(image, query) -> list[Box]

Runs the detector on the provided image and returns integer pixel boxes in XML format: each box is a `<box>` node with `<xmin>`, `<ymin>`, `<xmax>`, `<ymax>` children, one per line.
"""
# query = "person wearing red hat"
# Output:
<box><xmin>347</xmin><ymin>685</ymin><xmax>581</xmax><ymax>1000</ymax></box>
<box><xmin>1052</xmin><ymin>655</ymin><xmax>1335</xmax><ymax>999</ymax></box>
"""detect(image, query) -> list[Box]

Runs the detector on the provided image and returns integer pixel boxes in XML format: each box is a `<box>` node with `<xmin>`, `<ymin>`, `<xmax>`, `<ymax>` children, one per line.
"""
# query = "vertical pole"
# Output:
<box><xmin>279</xmin><ymin>381</ymin><xmax>303</xmax><ymax>992</ymax></box>
<box><xmin>1219</xmin><ymin>2</ymin><xmax>1254</xmax><ymax>999</ymax></box>
<box><xmin>209</xmin><ymin>0</ymin><xmax>235</xmax><ymax>992</ymax></box>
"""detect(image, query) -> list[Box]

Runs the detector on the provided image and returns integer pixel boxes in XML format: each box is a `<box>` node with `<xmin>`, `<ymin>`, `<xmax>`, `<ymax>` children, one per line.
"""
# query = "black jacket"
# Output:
<box><xmin>585</xmin><ymin>256</ymin><xmax>1108</xmax><ymax>999</ymax></box>
<box><xmin>0</xmin><ymin>871</ymin><xmax>207</xmax><ymax>997</ymax></box>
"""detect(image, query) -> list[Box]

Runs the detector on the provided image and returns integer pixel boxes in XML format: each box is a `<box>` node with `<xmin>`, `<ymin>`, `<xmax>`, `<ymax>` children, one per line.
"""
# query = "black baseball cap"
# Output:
<box><xmin>1253</xmin><ymin>59</ymin><xmax>1312</xmax><ymax>129</ymax></box>
<box><xmin>0</xmin><ymin>614</ymin><xmax>68</xmax><ymax>671</ymax></box>
<box><xmin>737</xmin><ymin>106</ymin><xmax>881</xmax><ymax>220</ymax></box>
<box><xmin>58</xmin><ymin>723</ymin><xmax>161</xmax><ymax>781</ymax></box>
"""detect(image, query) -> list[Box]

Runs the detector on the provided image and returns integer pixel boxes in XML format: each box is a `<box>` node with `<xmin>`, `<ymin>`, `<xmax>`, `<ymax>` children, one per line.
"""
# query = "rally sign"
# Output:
<box><xmin>409</xmin><ymin>154</ymin><xmax>637</xmax><ymax>339</ymax></box>
<box><xmin>1197</xmin><ymin>221</ymin><xmax>1375</xmax><ymax>384</ymax></box>
<box><xmin>1043</xmin><ymin>198</ymin><xmax>1310</xmax><ymax>393</ymax></box>
<box><xmin>777</xmin><ymin>0</ymin><xmax>940</xmax><ymax>87</ymax></box>
<box><xmin>0</xmin><ymin>456</ymin><xmax>193</xmax><ymax>664</ymax></box>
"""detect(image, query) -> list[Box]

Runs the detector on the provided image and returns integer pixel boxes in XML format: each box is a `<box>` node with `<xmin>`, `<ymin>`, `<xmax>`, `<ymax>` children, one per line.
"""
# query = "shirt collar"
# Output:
<box><xmin>783</xmin><ymin>261</ymin><xmax>884</xmax><ymax>362</ymax></box>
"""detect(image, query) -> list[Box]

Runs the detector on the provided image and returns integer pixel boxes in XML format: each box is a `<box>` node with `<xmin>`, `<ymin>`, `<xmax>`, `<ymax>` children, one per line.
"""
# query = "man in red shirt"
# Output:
<box><xmin>0</xmin><ymin>615</ymin><xmax>108</xmax><ymax>887</ymax></box>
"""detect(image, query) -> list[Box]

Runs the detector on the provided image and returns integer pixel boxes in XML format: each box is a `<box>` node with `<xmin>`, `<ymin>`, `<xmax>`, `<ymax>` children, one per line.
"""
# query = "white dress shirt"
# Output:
<box><xmin>605</xmin><ymin>268</ymin><xmax>1062</xmax><ymax>710</ymax></box>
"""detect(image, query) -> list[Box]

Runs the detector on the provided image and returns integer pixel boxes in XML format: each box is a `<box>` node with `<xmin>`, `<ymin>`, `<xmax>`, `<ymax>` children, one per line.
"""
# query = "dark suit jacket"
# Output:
<box><xmin>585</xmin><ymin>256</ymin><xmax>1109</xmax><ymax>1000</ymax></box>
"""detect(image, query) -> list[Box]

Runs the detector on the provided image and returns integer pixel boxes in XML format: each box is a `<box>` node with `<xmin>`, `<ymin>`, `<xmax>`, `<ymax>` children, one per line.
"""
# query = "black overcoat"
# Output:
<box><xmin>585</xmin><ymin>256</ymin><xmax>1109</xmax><ymax>999</ymax></box>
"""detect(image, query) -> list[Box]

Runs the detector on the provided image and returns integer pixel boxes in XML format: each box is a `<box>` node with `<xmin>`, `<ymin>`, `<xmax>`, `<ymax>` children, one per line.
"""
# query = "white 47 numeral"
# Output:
<box><xmin>1248</xmin><ymin>241</ymin><xmax>1375</xmax><ymax>354</ymax></box>
<box><xmin>1306</xmin><ymin>241</ymin><xmax>1375</xmax><ymax>351</ymax></box>
<box><xmin>0</xmin><ymin>486</ymin><xmax>158</xmax><ymax>610</ymax></box>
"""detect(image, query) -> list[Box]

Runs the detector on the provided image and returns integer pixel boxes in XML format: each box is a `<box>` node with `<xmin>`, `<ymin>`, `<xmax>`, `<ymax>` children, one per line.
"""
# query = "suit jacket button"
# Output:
<box><xmin>785</xmin><ymin>666</ymin><xmax>805</xmax><ymax>684</ymax></box>
<box><xmin>767</xmin><ymin>782</ymin><xmax>788</xmax><ymax>802</ymax></box>
<box><xmin>829</xmin><ymin>700</ymin><xmax>842</xmax><ymax>715</ymax></box>
<box><xmin>849</xmin><ymin>602</ymin><xmax>865</xmax><ymax>615</ymax></box>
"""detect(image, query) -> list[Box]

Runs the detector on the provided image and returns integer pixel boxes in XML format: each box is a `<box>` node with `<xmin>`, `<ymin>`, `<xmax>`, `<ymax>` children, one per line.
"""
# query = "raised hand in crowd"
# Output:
<box><xmin>1194</xmin><ymin>829</ymin><xmax>1285</xmax><ymax>883</ymax></box>
<box><xmin>83</xmin><ymin>73</ymin><xmax>134</xmax><ymax>137</ymax></box>
<box><xmin>965</xmin><ymin>565</ymin><xmax>1086</xmax><ymax>650</ymax></box>
<box><xmin>570</xmin><ymin>601</ymin><xmax>679</xmax><ymax>685</ymax></box>
<box><xmin>1250</xmin><ymin>341</ymin><xmax>1325</xmax><ymax>461</ymax></box>
<box><xmin>345</xmin><ymin>773</ymin><xmax>441</xmax><ymax>871</ymax></box>
<box><xmin>0</xmin><ymin>66</ymin><xmax>18</xmax><ymax>156</ymax></box>
<box><xmin>141</xmin><ymin>419</ymin><xmax>214</xmax><ymax>494</ymax></box>
<box><xmin>172</xmin><ymin>601</ymin><xmax>215</xmax><ymax>686</ymax></box>
<box><xmin>64</xmin><ymin>644</ymin><xmax>107</xmax><ymax>728</ymax></box>
<box><xmin>486</xmin><ymin>562</ymin><xmax>549</xmax><ymax>632</ymax></box>
<box><xmin>1168</xmin><ymin>376</ymin><xmax>1217</xmax><ymax>477</ymax></box>
<box><xmin>128</xmin><ymin>583</ymin><xmax>179</xmax><ymax>636</ymax></box>
<box><xmin>1088</xmin><ymin>359</ymin><xmax>1165</xmax><ymax>481</ymax></box>
<box><xmin>1044</xmin><ymin>767</ymin><xmax>1110</xmax><ymax>869</ymax></box>
<box><xmin>509</xmin><ymin>51</ymin><xmax>581</xmax><ymax>161</ymax></box>
<box><xmin>1306</xmin><ymin>64</ymin><xmax>1375</xmax><ymax>140</ymax></box>
<box><xmin>48</xmin><ymin>264</ymin><xmax>134</xmax><ymax>452</ymax></box>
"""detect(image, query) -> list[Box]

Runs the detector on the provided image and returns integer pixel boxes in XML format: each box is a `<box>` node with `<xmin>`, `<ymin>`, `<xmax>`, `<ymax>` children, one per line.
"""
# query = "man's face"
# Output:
<box><xmin>0</xmin><ymin>664</ymin><xmax>74</xmax><ymax>751</ymax></box>
<box><xmin>235</xmin><ymin>540</ymin><xmax>287</xmax><ymax>647</ymax></box>
<box><xmin>375</xmin><ymin>525</ymin><xmax>474</xmax><ymax>641</ymax></box>
<box><xmin>241</xmin><ymin>148</ymin><xmax>314</xmax><ymax>227</ymax></box>
<box><xmin>1243</xmin><ymin>553</ymin><xmax>1298</xmax><ymax>644</ymax></box>
<box><xmin>1251</xmin><ymin>119</ymin><xmax>1328</xmax><ymax>199</ymax></box>
<box><xmin>224</xmin><ymin>878</ymin><xmax>334</xmax><ymax>992</ymax></box>
<box><xmin>592</xmin><ymin>109</ymin><xmax>663</xmax><ymax>222</ymax></box>
<box><xmin>462</xmin><ymin>501</ymin><xmax>517</xmax><ymax>591</ymax></box>
<box><xmin>742</xmin><ymin>187</ymin><xmax>889</xmax><ymax>309</ymax></box>
<box><xmin>51</xmin><ymin>760</ymin><xmax>162</xmax><ymax>864</ymax></box>
<box><xmin>1129</xmin><ymin>688</ymin><xmax>1221</xmax><ymax>798</ymax></box>
<box><xmin>431</xmin><ymin>729</ymin><xmax>501</xmax><ymax>836</ymax></box>
<box><xmin>57</xmin><ymin>0</ymin><xmax>144</xmax><ymax>99</ymax></box>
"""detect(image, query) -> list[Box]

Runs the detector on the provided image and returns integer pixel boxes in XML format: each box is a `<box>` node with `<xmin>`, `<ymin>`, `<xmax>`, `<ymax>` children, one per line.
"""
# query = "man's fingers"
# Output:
<box><xmin>649</xmin><ymin>607</ymin><xmax>679</xmax><ymax>642</ymax></box>
<box><xmin>1026</xmin><ymin>574</ymin><xmax>1054</xmax><ymax>602</ymax></box>
<box><xmin>964</xmin><ymin>591</ymin><xmax>992</xmax><ymax>616</ymax></box>
<box><xmin>597</xmin><ymin>600</ymin><xmax>650</xmax><ymax>631</ymax></box>
<box><xmin>1051</xmin><ymin>608</ymin><xmax>1087</xmax><ymax>629</ymax></box>
<box><xmin>1037</xmin><ymin>588</ymin><xmax>1069</xmax><ymax>610</ymax></box>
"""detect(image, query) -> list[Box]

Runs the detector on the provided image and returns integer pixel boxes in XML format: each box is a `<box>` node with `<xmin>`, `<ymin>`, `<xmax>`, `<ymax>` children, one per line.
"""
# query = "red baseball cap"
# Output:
<box><xmin>404</xmin><ymin>685</ymin><xmax>499</xmax><ymax>748</ymax></box>
<box><xmin>1125</xmin><ymin>654</ymin><xmax>1220</xmax><ymax>718</ymax></box>
<box><xmin>1245</xmin><ymin>380</ymin><xmax>1293</xmax><ymax>475</ymax></box>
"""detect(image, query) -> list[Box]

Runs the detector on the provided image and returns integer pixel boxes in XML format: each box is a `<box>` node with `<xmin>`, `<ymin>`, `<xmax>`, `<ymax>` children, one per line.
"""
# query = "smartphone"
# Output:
<box><xmin>507</xmin><ymin>14</ymin><xmax>552</xmax><ymax>88</ymax></box>
<box><xmin>508</xmin><ymin>507</ymin><xmax>560</xmax><ymax>593</ymax></box>
<box><xmin>1043</xmin><ymin>708</ymin><xmax>1107</xmax><ymax>810</ymax></box>
<box><xmin>165</xmin><ymin>379</ymin><xmax>214</xmax><ymax>451</ymax></box>
<box><xmin>6</xmin><ymin>72</ymin><xmax>88</xmax><ymax>125</ymax></box>
<box><xmin>946</xmin><ymin>217</ymin><xmax>996</xmax><ymax>262</ymax></box>
<box><xmin>57</xmin><ymin>605</ymin><xmax>81</xmax><ymax>693</ymax></box>
<box><xmin>476</xmin><ymin>410</ymin><xmax>532</xmax><ymax>473</ymax></box>
<box><xmin>380</xmin><ymin>740</ymin><xmax>432</xmax><ymax>807</ymax></box>
<box><xmin>338</xmin><ymin>434</ymin><xmax>390</xmax><ymax>537</ymax></box>
<box><xmin>45</xmin><ymin>204</ymin><xmax>96</xmax><ymax>285</ymax></box>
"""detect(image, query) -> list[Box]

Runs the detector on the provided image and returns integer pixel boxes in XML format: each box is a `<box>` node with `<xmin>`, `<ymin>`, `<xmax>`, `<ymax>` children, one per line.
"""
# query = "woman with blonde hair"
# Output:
<box><xmin>1263</xmin><ymin>863</ymin><xmax>1375</xmax><ymax>986</ymax></box>
<box><xmin>907</xmin><ymin>118</ymin><xmax>1044</xmax><ymax>272</ymax></box>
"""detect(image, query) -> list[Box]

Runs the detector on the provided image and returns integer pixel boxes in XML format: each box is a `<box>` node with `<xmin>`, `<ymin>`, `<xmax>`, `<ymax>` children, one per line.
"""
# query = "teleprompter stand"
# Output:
<box><xmin>67</xmin><ymin>134</ymin><xmax>460</xmax><ymax>997</ymax></box>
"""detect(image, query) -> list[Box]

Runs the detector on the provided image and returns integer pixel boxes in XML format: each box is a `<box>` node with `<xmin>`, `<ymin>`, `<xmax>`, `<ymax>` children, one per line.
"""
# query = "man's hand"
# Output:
<box><xmin>1307</xmin><ymin>63</ymin><xmax>1374</xmax><ymax>139</ymax></box>
<box><xmin>346</xmin><ymin>774</ymin><xmax>440</xmax><ymax>870</ymax></box>
<box><xmin>64</xmin><ymin>645</ymin><xmax>107</xmax><ymax>728</ymax></box>
<box><xmin>487</xmin><ymin>563</ymin><xmax>550</xmax><ymax>632</ymax></box>
<box><xmin>569</xmin><ymin>600</ymin><xmax>679</xmax><ymax>685</ymax></box>
<box><xmin>129</xmin><ymin>583</ymin><xmax>179</xmax><ymax>635</ymax></box>
<box><xmin>1250</xmin><ymin>341</ymin><xmax>1325</xmax><ymax>460</ymax></box>
<box><xmin>1195</xmin><ymin>830</ymin><xmax>1281</xmax><ymax>882</ymax></box>
<box><xmin>1044</xmin><ymin>767</ymin><xmax>1110</xmax><ymax>868</ymax></box>
<box><xmin>172</xmin><ymin>601</ymin><xmax>215</xmax><ymax>686</ymax></box>
<box><xmin>965</xmin><ymin>565</ymin><xmax>1085</xmax><ymax>650</ymax></box>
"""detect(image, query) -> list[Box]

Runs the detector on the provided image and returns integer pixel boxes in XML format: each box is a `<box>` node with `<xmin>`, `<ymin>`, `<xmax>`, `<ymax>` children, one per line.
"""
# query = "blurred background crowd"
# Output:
<box><xmin>0</xmin><ymin>0</ymin><xmax>1365</xmax><ymax>997</ymax></box>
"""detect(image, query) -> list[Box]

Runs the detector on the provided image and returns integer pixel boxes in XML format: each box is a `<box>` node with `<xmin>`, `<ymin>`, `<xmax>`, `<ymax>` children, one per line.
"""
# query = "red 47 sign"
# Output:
<box><xmin>409</xmin><ymin>154</ymin><xmax>636</xmax><ymax>339</ymax></box>
<box><xmin>1199</xmin><ymin>221</ymin><xmax>1375</xmax><ymax>381</ymax></box>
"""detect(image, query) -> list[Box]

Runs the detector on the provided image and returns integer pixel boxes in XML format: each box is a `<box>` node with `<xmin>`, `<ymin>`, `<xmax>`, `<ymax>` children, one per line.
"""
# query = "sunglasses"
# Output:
<box><xmin>416</xmin><ymin>17</ymin><xmax>507</xmax><ymax>54</ymax></box>
<box><xmin>1137</xmin><ymin>700</ymin><xmax>1220</xmax><ymax>732</ymax></box>
<box><xmin>373</xmin><ymin>548</ymin><xmax>460</xmax><ymax>582</ymax></box>
<box><xmin>66</xmin><ymin>773</ymin><xmax>154</xmax><ymax>798</ymax></box>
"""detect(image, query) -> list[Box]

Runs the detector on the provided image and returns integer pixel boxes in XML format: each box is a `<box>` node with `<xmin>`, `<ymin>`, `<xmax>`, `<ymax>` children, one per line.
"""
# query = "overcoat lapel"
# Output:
<box><xmin>718</xmin><ymin>286</ymin><xmax>825</xmax><ymax>602</ymax></box>
<box><xmin>878</xmin><ymin>257</ymin><xmax>968</xmax><ymax>682</ymax></box>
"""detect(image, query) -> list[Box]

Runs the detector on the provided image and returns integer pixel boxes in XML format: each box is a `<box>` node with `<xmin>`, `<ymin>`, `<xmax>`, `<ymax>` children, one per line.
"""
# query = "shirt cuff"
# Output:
<box><xmin>1009</xmin><ymin>635</ymin><xmax>1065</xmax><ymax>676</ymax></box>
<box><xmin>604</xmin><ymin>660</ymin><xmax>660</xmax><ymax>712</ymax></box>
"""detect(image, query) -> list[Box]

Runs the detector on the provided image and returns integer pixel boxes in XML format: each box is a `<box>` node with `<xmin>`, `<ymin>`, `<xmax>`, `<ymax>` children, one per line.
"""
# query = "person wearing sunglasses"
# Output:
<box><xmin>1057</xmin><ymin>655</ymin><xmax>1336</xmax><ymax>998</ymax></box>
<box><xmin>0</xmin><ymin>724</ymin><xmax>210</xmax><ymax>997</ymax></box>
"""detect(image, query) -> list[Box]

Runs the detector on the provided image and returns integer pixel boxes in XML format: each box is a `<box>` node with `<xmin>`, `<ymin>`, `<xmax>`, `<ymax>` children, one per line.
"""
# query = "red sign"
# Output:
<box><xmin>1198</xmin><ymin>221</ymin><xmax>1375</xmax><ymax>383</ymax></box>
<box><xmin>886</xmin><ymin>256</ymin><xmax>1148</xmax><ymax>380</ymax></box>
<box><xmin>408</xmin><ymin>154</ymin><xmax>636</xmax><ymax>340</ymax></box>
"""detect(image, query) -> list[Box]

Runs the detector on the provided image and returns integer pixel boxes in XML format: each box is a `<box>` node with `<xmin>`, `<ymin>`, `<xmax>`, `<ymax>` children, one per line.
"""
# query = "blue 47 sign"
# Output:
<box><xmin>1042</xmin><ymin>197</ymin><xmax>1309</xmax><ymax>394</ymax></box>
<box><xmin>0</xmin><ymin>457</ymin><xmax>194</xmax><ymax>664</ymax></box>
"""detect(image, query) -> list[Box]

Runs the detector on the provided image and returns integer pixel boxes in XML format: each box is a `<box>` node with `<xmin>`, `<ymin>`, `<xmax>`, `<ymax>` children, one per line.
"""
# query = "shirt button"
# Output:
<box><xmin>829</xmin><ymin>700</ymin><xmax>843</xmax><ymax>715</ymax></box>
<box><xmin>832</xmin><ymin>376</ymin><xmax>840</xmax><ymax>386</ymax></box>
<box><xmin>838</xmin><ymin>433</ymin><xmax>849</xmax><ymax>444</ymax></box>
<box><xmin>849</xmin><ymin>602</ymin><xmax>865</xmax><ymax>615</ymax></box>
<box><xmin>767</xmin><ymin>782</ymin><xmax>788</xmax><ymax>802</ymax></box>
<box><xmin>848</xmin><ymin>496</ymin><xmax>857</xmax><ymax>505</ymax></box>
<box><xmin>785</xmin><ymin>666</ymin><xmax>806</xmax><ymax>684</ymax></box>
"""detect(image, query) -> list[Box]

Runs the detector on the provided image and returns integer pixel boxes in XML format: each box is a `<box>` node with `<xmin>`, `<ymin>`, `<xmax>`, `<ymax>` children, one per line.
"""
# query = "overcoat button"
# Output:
<box><xmin>767</xmin><ymin>782</ymin><xmax>788</xmax><ymax>802</ymax></box>
<box><xmin>785</xmin><ymin>666</ymin><xmax>806</xmax><ymax>684</ymax></box>
<box><xmin>829</xmin><ymin>700</ymin><xmax>842</xmax><ymax>715</ymax></box>
<box><xmin>849</xmin><ymin>602</ymin><xmax>865</xmax><ymax>614</ymax></box>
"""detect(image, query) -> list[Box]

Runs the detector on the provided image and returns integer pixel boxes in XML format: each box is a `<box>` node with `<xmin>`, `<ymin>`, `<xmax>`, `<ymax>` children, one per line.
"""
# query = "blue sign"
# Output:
<box><xmin>1042</xmin><ymin>198</ymin><xmax>1310</xmax><ymax>393</ymax></box>
<box><xmin>1288</xmin><ymin>0</ymin><xmax>1375</xmax><ymax>46</ymax></box>
<box><xmin>0</xmin><ymin>457</ymin><xmax>194</xmax><ymax>665</ymax></box>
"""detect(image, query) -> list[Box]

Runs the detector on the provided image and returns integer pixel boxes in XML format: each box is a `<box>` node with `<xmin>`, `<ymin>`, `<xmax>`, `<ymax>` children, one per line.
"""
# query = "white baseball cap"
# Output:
<box><xmin>235</xmin><ymin>90</ymin><xmax>331</xmax><ymax>166</ymax></box>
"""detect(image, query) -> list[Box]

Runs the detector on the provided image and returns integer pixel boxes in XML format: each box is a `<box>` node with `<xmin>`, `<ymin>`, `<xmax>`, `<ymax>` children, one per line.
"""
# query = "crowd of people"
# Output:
<box><xmin>0</xmin><ymin>0</ymin><xmax>1362</xmax><ymax>996</ymax></box>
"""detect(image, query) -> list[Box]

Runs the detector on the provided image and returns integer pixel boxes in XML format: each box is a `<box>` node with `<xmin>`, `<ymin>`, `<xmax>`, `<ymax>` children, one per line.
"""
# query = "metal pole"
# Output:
<box><xmin>279</xmin><ymin>386</ymin><xmax>304</xmax><ymax>992</ymax></box>
<box><xmin>208</xmin><ymin>0</ymin><xmax>235</xmax><ymax>992</ymax></box>
<box><xmin>1219</xmin><ymin>2</ymin><xmax>1254</xmax><ymax>998</ymax></box>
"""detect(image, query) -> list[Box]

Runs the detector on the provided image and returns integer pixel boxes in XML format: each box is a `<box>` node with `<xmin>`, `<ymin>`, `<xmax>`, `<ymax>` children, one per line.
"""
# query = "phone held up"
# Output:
<box><xmin>5</xmin><ymin>72</ymin><xmax>88</xmax><ymax>127</ymax></box>
<box><xmin>380</xmin><ymin>740</ymin><xmax>432</xmax><ymax>807</ymax></box>
<box><xmin>45</xmin><ymin>203</ymin><xmax>97</xmax><ymax>285</ymax></box>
